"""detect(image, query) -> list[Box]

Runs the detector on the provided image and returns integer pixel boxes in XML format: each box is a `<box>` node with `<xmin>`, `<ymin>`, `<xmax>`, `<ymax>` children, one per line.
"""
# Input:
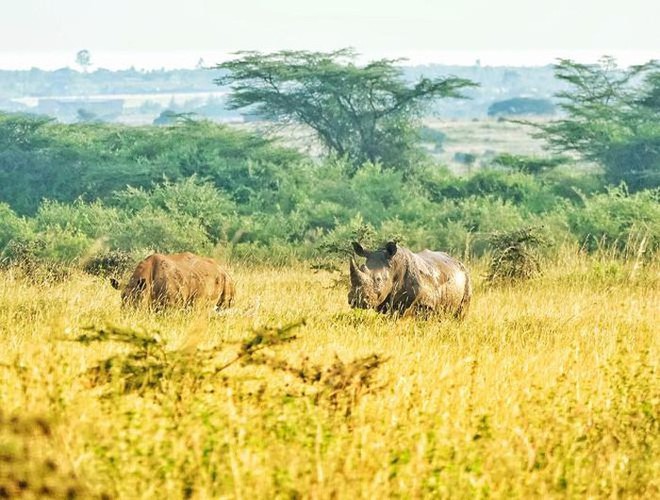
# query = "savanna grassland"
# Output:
<box><xmin>1</xmin><ymin>55</ymin><xmax>659</xmax><ymax>498</ymax></box>
<box><xmin>1</xmin><ymin>250</ymin><xmax>657</xmax><ymax>499</ymax></box>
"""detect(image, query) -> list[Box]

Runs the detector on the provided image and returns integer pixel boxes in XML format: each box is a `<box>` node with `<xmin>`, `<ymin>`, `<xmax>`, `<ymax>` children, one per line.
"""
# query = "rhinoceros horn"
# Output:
<box><xmin>350</xmin><ymin>258</ymin><xmax>367</xmax><ymax>285</ymax></box>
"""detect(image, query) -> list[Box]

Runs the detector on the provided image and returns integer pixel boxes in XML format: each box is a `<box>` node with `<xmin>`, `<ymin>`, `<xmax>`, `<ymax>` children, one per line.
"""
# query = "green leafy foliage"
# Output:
<box><xmin>0</xmin><ymin>203</ymin><xmax>31</xmax><ymax>251</ymax></box>
<box><xmin>82</xmin><ymin>250</ymin><xmax>136</xmax><ymax>278</ymax></box>
<box><xmin>112</xmin><ymin>176</ymin><xmax>239</xmax><ymax>243</ymax></box>
<box><xmin>491</xmin><ymin>153</ymin><xmax>568</xmax><ymax>175</ymax></box>
<box><xmin>538</xmin><ymin>57</ymin><xmax>660</xmax><ymax>190</ymax></box>
<box><xmin>0</xmin><ymin>113</ymin><xmax>300</xmax><ymax>214</ymax></box>
<box><xmin>0</xmin><ymin>111</ymin><xmax>658</xmax><ymax>266</ymax></box>
<box><xmin>565</xmin><ymin>186</ymin><xmax>660</xmax><ymax>252</ymax></box>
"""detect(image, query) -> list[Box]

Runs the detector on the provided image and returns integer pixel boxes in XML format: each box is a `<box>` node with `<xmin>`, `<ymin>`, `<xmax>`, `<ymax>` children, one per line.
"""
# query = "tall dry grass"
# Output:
<box><xmin>0</xmin><ymin>248</ymin><xmax>658</xmax><ymax>498</ymax></box>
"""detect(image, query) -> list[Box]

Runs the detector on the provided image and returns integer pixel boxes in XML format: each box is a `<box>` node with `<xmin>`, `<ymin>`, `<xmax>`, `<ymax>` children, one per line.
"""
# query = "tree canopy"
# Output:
<box><xmin>75</xmin><ymin>49</ymin><xmax>92</xmax><ymax>72</ymax></box>
<box><xmin>539</xmin><ymin>57</ymin><xmax>660</xmax><ymax>190</ymax></box>
<box><xmin>215</xmin><ymin>49</ymin><xmax>477</xmax><ymax>170</ymax></box>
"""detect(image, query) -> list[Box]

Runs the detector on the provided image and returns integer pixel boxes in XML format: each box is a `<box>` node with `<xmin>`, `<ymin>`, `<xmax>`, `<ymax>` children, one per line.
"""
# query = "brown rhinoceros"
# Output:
<box><xmin>111</xmin><ymin>252</ymin><xmax>234</xmax><ymax>311</ymax></box>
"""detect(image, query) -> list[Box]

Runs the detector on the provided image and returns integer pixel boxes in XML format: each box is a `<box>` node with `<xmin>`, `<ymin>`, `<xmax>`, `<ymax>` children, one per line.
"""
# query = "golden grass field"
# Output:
<box><xmin>0</xmin><ymin>250</ymin><xmax>658</xmax><ymax>499</ymax></box>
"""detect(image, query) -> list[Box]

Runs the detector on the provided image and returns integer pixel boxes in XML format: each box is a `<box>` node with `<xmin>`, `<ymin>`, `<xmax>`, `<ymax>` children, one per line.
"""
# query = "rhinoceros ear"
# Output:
<box><xmin>352</xmin><ymin>241</ymin><xmax>367</xmax><ymax>257</ymax></box>
<box><xmin>385</xmin><ymin>241</ymin><xmax>398</xmax><ymax>258</ymax></box>
<box><xmin>110</xmin><ymin>278</ymin><xmax>120</xmax><ymax>290</ymax></box>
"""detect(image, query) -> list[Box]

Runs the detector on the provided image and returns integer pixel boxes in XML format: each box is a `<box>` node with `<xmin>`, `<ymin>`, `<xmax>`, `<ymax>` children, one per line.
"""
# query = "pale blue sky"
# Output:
<box><xmin>1</xmin><ymin>0</ymin><xmax>658</xmax><ymax>68</ymax></box>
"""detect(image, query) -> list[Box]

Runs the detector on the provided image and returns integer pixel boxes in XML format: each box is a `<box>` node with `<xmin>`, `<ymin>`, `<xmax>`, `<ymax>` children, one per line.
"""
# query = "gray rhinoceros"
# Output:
<box><xmin>348</xmin><ymin>241</ymin><xmax>471</xmax><ymax>318</ymax></box>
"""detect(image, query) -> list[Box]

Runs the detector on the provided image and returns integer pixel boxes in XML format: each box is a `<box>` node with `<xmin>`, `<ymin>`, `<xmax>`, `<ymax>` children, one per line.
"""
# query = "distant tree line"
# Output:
<box><xmin>487</xmin><ymin>97</ymin><xmax>555</xmax><ymax>117</ymax></box>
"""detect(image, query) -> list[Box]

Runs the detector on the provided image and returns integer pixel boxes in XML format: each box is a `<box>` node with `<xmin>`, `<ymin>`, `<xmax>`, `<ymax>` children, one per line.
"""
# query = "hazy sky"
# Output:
<box><xmin>1</xmin><ymin>0</ymin><xmax>658</xmax><ymax>69</ymax></box>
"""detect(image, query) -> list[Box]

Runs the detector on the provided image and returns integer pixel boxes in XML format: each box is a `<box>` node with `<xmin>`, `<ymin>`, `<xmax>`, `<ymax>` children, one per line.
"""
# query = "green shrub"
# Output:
<box><xmin>82</xmin><ymin>250</ymin><xmax>137</xmax><ymax>278</ymax></box>
<box><xmin>0</xmin><ymin>113</ymin><xmax>300</xmax><ymax>214</ymax></box>
<box><xmin>486</xmin><ymin>226</ymin><xmax>551</xmax><ymax>282</ymax></box>
<box><xmin>112</xmin><ymin>177</ymin><xmax>238</xmax><ymax>243</ymax></box>
<box><xmin>419</xmin><ymin>168</ymin><xmax>558</xmax><ymax>213</ymax></box>
<box><xmin>491</xmin><ymin>153</ymin><xmax>568</xmax><ymax>174</ymax></box>
<box><xmin>453</xmin><ymin>152</ymin><xmax>477</xmax><ymax>165</ymax></box>
<box><xmin>543</xmin><ymin>166</ymin><xmax>604</xmax><ymax>201</ymax></box>
<box><xmin>565</xmin><ymin>187</ymin><xmax>660</xmax><ymax>252</ymax></box>
<box><xmin>433</xmin><ymin>196</ymin><xmax>530</xmax><ymax>254</ymax></box>
<box><xmin>108</xmin><ymin>208</ymin><xmax>212</xmax><ymax>254</ymax></box>
<box><xmin>33</xmin><ymin>227</ymin><xmax>94</xmax><ymax>263</ymax></box>
<box><xmin>0</xmin><ymin>203</ymin><xmax>32</xmax><ymax>251</ymax></box>
<box><xmin>33</xmin><ymin>200</ymin><xmax>123</xmax><ymax>239</ymax></box>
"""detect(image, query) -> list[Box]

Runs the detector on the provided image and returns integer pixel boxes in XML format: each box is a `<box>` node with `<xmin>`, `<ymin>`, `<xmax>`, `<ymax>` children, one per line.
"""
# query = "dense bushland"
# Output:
<box><xmin>1</xmin><ymin>112</ymin><xmax>658</xmax><ymax>268</ymax></box>
<box><xmin>0</xmin><ymin>113</ymin><xmax>300</xmax><ymax>214</ymax></box>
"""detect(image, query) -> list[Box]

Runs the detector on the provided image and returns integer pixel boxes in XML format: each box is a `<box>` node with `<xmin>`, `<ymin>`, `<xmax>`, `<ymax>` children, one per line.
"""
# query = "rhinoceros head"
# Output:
<box><xmin>348</xmin><ymin>241</ymin><xmax>398</xmax><ymax>309</ymax></box>
<box><xmin>110</xmin><ymin>276</ymin><xmax>147</xmax><ymax>308</ymax></box>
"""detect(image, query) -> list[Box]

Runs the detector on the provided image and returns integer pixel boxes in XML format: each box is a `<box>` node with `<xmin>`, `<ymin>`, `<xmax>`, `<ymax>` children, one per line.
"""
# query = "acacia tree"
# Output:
<box><xmin>214</xmin><ymin>49</ymin><xmax>476</xmax><ymax>171</ymax></box>
<box><xmin>76</xmin><ymin>49</ymin><xmax>92</xmax><ymax>73</ymax></box>
<box><xmin>539</xmin><ymin>57</ymin><xmax>660</xmax><ymax>190</ymax></box>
